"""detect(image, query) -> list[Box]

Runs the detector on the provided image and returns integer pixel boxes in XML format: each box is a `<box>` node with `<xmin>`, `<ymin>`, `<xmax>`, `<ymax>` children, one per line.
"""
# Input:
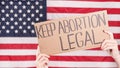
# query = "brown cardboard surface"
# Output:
<box><xmin>34</xmin><ymin>10</ymin><xmax>110</xmax><ymax>55</ymax></box>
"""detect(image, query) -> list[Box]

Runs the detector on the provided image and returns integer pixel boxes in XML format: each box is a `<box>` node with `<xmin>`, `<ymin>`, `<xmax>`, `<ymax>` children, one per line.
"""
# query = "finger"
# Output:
<box><xmin>102</xmin><ymin>44</ymin><xmax>115</xmax><ymax>50</ymax></box>
<box><xmin>36</xmin><ymin>45</ymin><xmax>40</xmax><ymax>57</ymax></box>
<box><xmin>103</xmin><ymin>30</ymin><xmax>114</xmax><ymax>40</ymax></box>
<box><xmin>39</xmin><ymin>57</ymin><xmax>49</xmax><ymax>64</ymax></box>
<box><xmin>36</xmin><ymin>55</ymin><xmax>42</xmax><ymax>61</ymax></box>
<box><xmin>36</xmin><ymin>58</ymin><xmax>49</xmax><ymax>68</ymax></box>
<box><xmin>101</xmin><ymin>42</ymin><xmax>116</xmax><ymax>50</ymax></box>
<box><xmin>40</xmin><ymin>60</ymin><xmax>49</xmax><ymax>67</ymax></box>
<box><xmin>101</xmin><ymin>40</ymin><xmax>116</xmax><ymax>49</ymax></box>
<box><xmin>36</xmin><ymin>54</ymin><xmax>50</xmax><ymax>61</ymax></box>
<box><xmin>40</xmin><ymin>58</ymin><xmax>49</xmax><ymax>64</ymax></box>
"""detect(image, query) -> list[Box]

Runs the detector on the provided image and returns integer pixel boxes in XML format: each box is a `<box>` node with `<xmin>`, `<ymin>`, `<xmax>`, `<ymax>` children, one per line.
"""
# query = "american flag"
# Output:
<box><xmin>0</xmin><ymin>0</ymin><xmax>120</xmax><ymax>68</ymax></box>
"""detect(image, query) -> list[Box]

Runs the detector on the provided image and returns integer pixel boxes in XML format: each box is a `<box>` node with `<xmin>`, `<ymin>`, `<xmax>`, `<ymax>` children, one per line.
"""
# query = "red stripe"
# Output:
<box><xmin>47</xmin><ymin>7</ymin><xmax>120</xmax><ymax>14</ymax></box>
<box><xmin>0</xmin><ymin>55</ymin><xmax>115</xmax><ymax>62</ymax></box>
<box><xmin>0</xmin><ymin>55</ymin><xmax>35</xmax><ymax>61</ymax></box>
<box><xmin>0</xmin><ymin>44</ymin><xmax>37</xmax><ymax>49</ymax></box>
<box><xmin>114</xmin><ymin>34</ymin><xmax>120</xmax><ymax>39</ymax></box>
<box><xmin>0</xmin><ymin>44</ymin><xmax>120</xmax><ymax>49</ymax></box>
<box><xmin>109</xmin><ymin>21</ymin><xmax>120</xmax><ymax>26</ymax></box>
<box><xmin>88</xmin><ymin>45</ymin><xmax>120</xmax><ymax>50</ymax></box>
<box><xmin>50</xmin><ymin>56</ymin><xmax>115</xmax><ymax>62</ymax></box>
<box><xmin>49</xmin><ymin>66</ymin><xmax>116</xmax><ymax>68</ymax></box>
<box><xmin>49</xmin><ymin>0</ymin><xmax>120</xmax><ymax>2</ymax></box>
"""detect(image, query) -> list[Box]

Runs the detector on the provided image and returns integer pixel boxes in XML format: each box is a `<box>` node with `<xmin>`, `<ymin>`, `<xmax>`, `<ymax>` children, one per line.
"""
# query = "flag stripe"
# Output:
<box><xmin>0</xmin><ymin>55</ymin><xmax>115</xmax><ymax>62</ymax></box>
<box><xmin>47</xmin><ymin>1</ymin><xmax>120</xmax><ymax>8</ymax></box>
<box><xmin>0</xmin><ymin>50</ymin><xmax>36</xmax><ymax>55</ymax></box>
<box><xmin>0</xmin><ymin>50</ymin><xmax>115</xmax><ymax>56</ymax></box>
<box><xmin>0</xmin><ymin>44</ymin><xmax>37</xmax><ymax>49</ymax></box>
<box><xmin>0</xmin><ymin>44</ymin><xmax>120</xmax><ymax>49</ymax></box>
<box><xmin>50</xmin><ymin>56</ymin><xmax>114</xmax><ymax>62</ymax></box>
<box><xmin>0</xmin><ymin>55</ymin><xmax>35</xmax><ymax>61</ymax></box>
<box><xmin>48</xmin><ymin>7</ymin><xmax>120</xmax><ymax>14</ymax></box>
<box><xmin>0</xmin><ymin>61</ymin><xmax>35</xmax><ymax>67</ymax></box>
<box><xmin>0</xmin><ymin>36</ymin><xmax>120</xmax><ymax>44</ymax></box>
<box><xmin>48</xmin><ymin>61</ymin><xmax>117</xmax><ymax>67</ymax></box>
<box><xmin>109</xmin><ymin>27</ymin><xmax>120</xmax><ymax>33</ymax></box>
<box><xmin>0</xmin><ymin>61</ymin><xmax>117</xmax><ymax>67</ymax></box>
<box><xmin>47</xmin><ymin>13</ymin><xmax>120</xmax><ymax>21</ymax></box>
<box><xmin>48</xmin><ymin>0</ymin><xmax>120</xmax><ymax>2</ymax></box>
<box><xmin>109</xmin><ymin>21</ymin><xmax>120</xmax><ymax>26</ymax></box>
<box><xmin>114</xmin><ymin>34</ymin><xmax>120</xmax><ymax>39</ymax></box>
<box><xmin>0</xmin><ymin>37</ymin><xmax>37</xmax><ymax>44</ymax></box>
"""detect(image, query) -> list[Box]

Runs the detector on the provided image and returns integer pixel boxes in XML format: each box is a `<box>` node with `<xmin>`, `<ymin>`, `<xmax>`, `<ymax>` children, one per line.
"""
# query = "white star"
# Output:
<box><xmin>27</xmin><ymin>26</ymin><xmax>31</xmax><ymax>29</ymax></box>
<box><xmin>31</xmin><ymin>13</ymin><xmax>34</xmax><ymax>17</ymax></box>
<box><xmin>19</xmin><ymin>18</ymin><xmax>22</xmax><ymax>21</ymax></box>
<box><xmin>18</xmin><ymin>9</ymin><xmax>22</xmax><ymax>13</ymax></box>
<box><xmin>6</xmin><ymin>5</ymin><xmax>9</xmax><ymax>9</ymax></box>
<box><xmin>18</xmin><ymin>1</ymin><xmax>22</xmax><ymax>5</ymax></box>
<box><xmin>1</xmin><ymin>1</ymin><xmax>5</xmax><ymax>5</ymax></box>
<box><xmin>6</xmin><ymin>30</ymin><xmax>10</xmax><ymax>33</ymax></box>
<box><xmin>36</xmin><ymin>9</ymin><xmax>39</xmax><ymax>13</ymax></box>
<box><xmin>31</xmin><ymin>22</ymin><xmax>35</xmax><ymax>25</ymax></box>
<box><xmin>1</xmin><ymin>17</ymin><xmax>5</xmax><ymax>21</ymax></box>
<box><xmin>14</xmin><ymin>13</ymin><xmax>18</xmax><ymax>17</ymax></box>
<box><xmin>10</xmin><ymin>17</ymin><xmax>14</xmax><ymax>21</ymax></box>
<box><xmin>35</xmin><ymin>1</ymin><xmax>39</xmax><ymax>5</ymax></box>
<box><xmin>31</xmin><ymin>30</ymin><xmax>35</xmax><ymax>33</ymax></box>
<box><xmin>14</xmin><ymin>5</ymin><xmax>18</xmax><ymax>9</ymax></box>
<box><xmin>31</xmin><ymin>5</ymin><xmax>34</xmax><ymax>9</ymax></box>
<box><xmin>22</xmin><ymin>5</ymin><xmax>26</xmax><ymax>9</ymax></box>
<box><xmin>14</xmin><ymin>22</ymin><xmax>18</xmax><ymax>25</ymax></box>
<box><xmin>27</xmin><ymin>17</ymin><xmax>31</xmax><ymax>21</ymax></box>
<box><xmin>19</xmin><ymin>26</ymin><xmax>22</xmax><ymax>29</ymax></box>
<box><xmin>6</xmin><ymin>13</ymin><xmax>9</xmax><ymax>17</ymax></box>
<box><xmin>10</xmin><ymin>9</ymin><xmax>14</xmax><ymax>13</ymax></box>
<box><xmin>39</xmin><ymin>14</ymin><xmax>43</xmax><ymax>17</ymax></box>
<box><xmin>23</xmin><ymin>13</ymin><xmax>26</xmax><ymax>17</ymax></box>
<box><xmin>23</xmin><ymin>22</ymin><xmax>26</xmax><ymax>25</ymax></box>
<box><xmin>2</xmin><ymin>26</ymin><xmax>5</xmax><ymax>29</ymax></box>
<box><xmin>1</xmin><ymin>9</ymin><xmax>5</xmax><ymax>13</ymax></box>
<box><xmin>10</xmin><ymin>26</ymin><xmax>14</xmax><ymax>29</ymax></box>
<box><xmin>40</xmin><ymin>5</ymin><xmax>43</xmax><ymax>9</ymax></box>
<box><xmin>6</xmin><ymin>21</ymin><xmax>10</xmax><ymax>25</ymax></box>
<box><xmin>23</xmin><ymin>30</ymin><xmax>27</xmax><ymax>33</ymax></box>
<box><xmin>27</xmin><ymin>9</ymin><xmax>31</xmax><ymax>13</ymax></box>
<box><xmin>36</xmin><ymin>18</ymin><xmax>39</xmax><ymax>21</ymax></box>
<box><xmin>10</xmin><ymin>1</ymin><xmax>13</xmax><ymax>5</ymax></box>
<box><xmin>27</xmin><ymin>1</ymin><xmax>30</xmax><ymax>5</ymax></box>
<box><xmin>15</xmin><ymin>30</ymin><xmax>18</xmax><ymax>33</ymax></box>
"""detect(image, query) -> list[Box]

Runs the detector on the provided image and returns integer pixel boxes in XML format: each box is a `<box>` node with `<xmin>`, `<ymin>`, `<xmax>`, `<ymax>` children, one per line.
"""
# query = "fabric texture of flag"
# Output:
<box><xmin>0</xmin><ymin>0</ymin><xmax>120</xmax><ymax>68</ymax></box>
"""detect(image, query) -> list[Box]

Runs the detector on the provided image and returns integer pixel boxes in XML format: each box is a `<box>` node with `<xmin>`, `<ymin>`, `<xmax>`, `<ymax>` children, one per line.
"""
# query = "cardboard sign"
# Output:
<box><xmin>34</xmin><ymin>10</ymin><xmax>110</xmax><ymax>55</ymax></box>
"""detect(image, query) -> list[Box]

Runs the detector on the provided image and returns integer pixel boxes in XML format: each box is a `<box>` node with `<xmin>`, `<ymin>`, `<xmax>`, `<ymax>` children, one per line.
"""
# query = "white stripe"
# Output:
<box><xmin>47</xmin><ymin>13</ymin><xmax>120</xmax><ymax>21</ymax></box>
<box><xmin>0</xmin><ymin>37</ymin><xmax>37</xmax><ymax>44</ymax></box>
<box><xmin>47</xmin><ymin>1</ymin><xmax>120</xmax><ymax>8</ymax></box>
<box><xmin>54</xmin><ymin>50</ymin><xmax>111</xmax><ymax>56</ymax></box>
<box><xmin>0</xmin><ymin>38</ymin><xmax>120</xmax><ymax>44</ymax></box>
<box><xmin>0</xmin><ymin>61</ymin><xmax>35</xmax><ymax>67</ymax></box>
<box><xmin>110</xmin><ymin>27</ymin><xmax>120</xmax><ymax>33</ymax></box>
<box><xmin>49</xmin><ymin>61</ymin><xmax>117</xmax><ymax>67</ymax></box>
<box><xmin>0</xmin><ymin>49</ymin><xmax>36</xmax><ymax>55</ymax></box>
<box><xmin>0</xmin><ymin>49</ymin><xmax>118</xmax><ymax>56</ymax></box>
<box><xmin>0</xmin><ymin>61</ymin><xmax>117</xmax><ymax>67</ymax></box>
<box><xmin>117</xmin><ymin>39</ymin><xmax>120</xmax><ymax>45</ymax></box>
<box><xmin>1</xmin><ymin>49</ymin><xmax>120</xmax><ymax>56</ymax></box>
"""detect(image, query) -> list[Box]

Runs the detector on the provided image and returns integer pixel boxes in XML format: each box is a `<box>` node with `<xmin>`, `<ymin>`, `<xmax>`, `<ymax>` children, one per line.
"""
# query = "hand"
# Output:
<box><xmin>101</xmin><ymin>31</ymin><xmax>120</xmax><ymax>59</ymax></box>
<box><xmin>36</xmin><ymin>46</ymin><xmax>50</xmax><ymax>68</ymax></box>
